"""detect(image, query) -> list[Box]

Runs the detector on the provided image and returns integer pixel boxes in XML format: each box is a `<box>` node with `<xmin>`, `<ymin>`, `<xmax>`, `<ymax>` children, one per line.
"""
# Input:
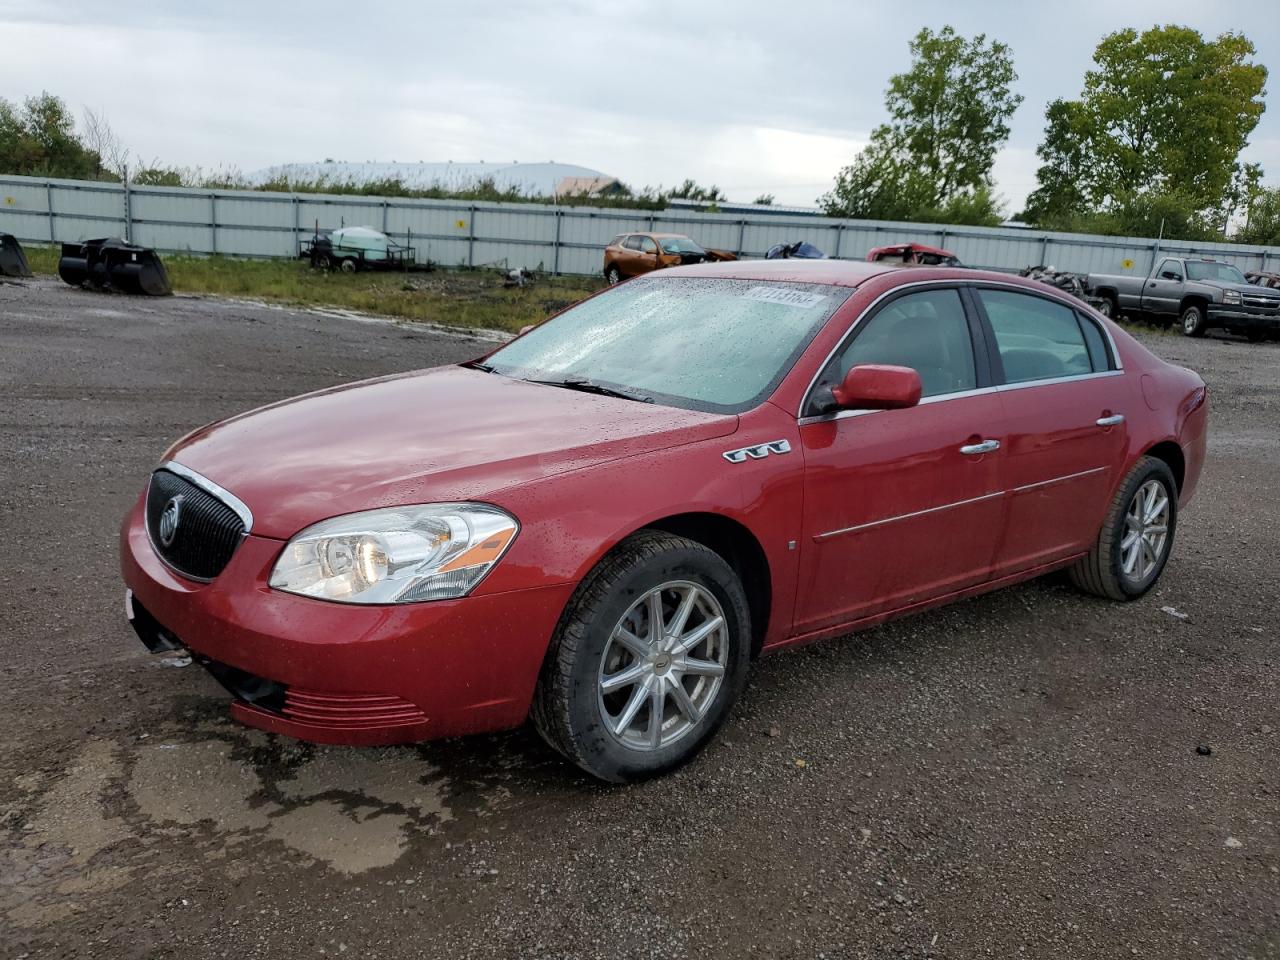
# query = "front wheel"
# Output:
<box><xmin>338</xmin><ymin>257</ymin><xmax>358</xmax><ymax>274</ymax></box>
<box><xmin>1096</xmin><ymin>294</ymin><xmax>1118</xmax><ymax>319</ymax></box>
<box><xmin>532</xmin><ymin>531</ymin><xmax>751</xmax><ymax>782</ymax></box>
<box><xmin>1181</xmin><ymin>303</ymin><xmax>1208</xmax><ymax>337</ymax></box>
<box><xmin>605</xmin><ymin>265</ymin><xmax>621</xmax><ymax>285</ymax></box>
<box><xmin>1069</xmin><ymin>456</ymin><xmax>1177</xmax><ymax>601</ymax></box>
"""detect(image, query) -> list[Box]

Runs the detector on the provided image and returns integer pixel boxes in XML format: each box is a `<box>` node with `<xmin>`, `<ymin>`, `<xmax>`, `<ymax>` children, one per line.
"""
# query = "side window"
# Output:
<box><xmin>1076</xmin><ymin>312</ymin><xmax>1112</xmax><ymax>372</ymax></box>
<box><xmin>638</xmin><ymin>236</ymin><xmax>658</xmax><ymax>254</ymax></box>
<box><xmin>978</xmin><ymin>289</ymin><xmax>1092</xmax><ymax>383</ymax></box>
<box><xmin>1158</xmin><ymin>259</ymin><xmax>1183</xmax><ymax>281</ymax></box>
<box><xmin>622</xmin><ymin>235</ymin><xmax>642</xmax><ymax>251</ymax></box>
<box><xmin>819</xmin><ymin>288</ymin><xmax>976</xmax><ymax>403</ymax></box>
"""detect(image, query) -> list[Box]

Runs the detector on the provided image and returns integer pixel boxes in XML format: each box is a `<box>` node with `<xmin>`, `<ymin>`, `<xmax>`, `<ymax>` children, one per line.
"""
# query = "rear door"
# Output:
<box><xmin>971</xmin><ymin>284</ymin><xmax>1134</xmax><ymax>576</ymax></box>
<box><xmin>794</xmin><ymin>285</ymin><xmax>1007</xmax><ymax>633</ymax></box>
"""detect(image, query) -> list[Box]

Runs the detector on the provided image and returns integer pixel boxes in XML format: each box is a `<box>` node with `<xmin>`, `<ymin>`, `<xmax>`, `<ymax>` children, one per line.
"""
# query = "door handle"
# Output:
<box><xmin>959</xmin><ymin>439</ymin><xmax>1000</xmax><ymax>455</ymax></box>
<box><xmin>1096</xmin><ymin>414</ymin><xmax>1125</xmax><ymax>427</ymax></box>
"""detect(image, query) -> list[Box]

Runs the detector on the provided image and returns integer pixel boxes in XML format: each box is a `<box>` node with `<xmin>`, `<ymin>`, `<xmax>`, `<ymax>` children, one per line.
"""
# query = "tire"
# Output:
<box><xmin>605</xmin><ymin>265</ymin><xmax>622</xmax><ymax>285</ymax></box>
<box><xmin>338</xmin><ymin>257</ymin><xmax>358</xmax><ymax>274</ymax></box>
<box><xmin>1097</xmin><ymin>294</ymin><xmax>1118</xmax><ymax>320</ymax></box>
<box><xmin>312</xmin><ymin>253</ymin><xmax>332</xmax><ymax>271</ymax></box>
<box><xmin>1181</xmin><ymin>302</ymin><xmax>1208</xmax><ymax>337</ymax></box>
<box><xmin>1068</xmin><ymin>456</ymin><xmax>1178</xmax><ymax>601</ymax></box>
<box><xmin>531</xmin><ymin>531</ymin><xmax>751</xmax><ymax>783</ymax></box>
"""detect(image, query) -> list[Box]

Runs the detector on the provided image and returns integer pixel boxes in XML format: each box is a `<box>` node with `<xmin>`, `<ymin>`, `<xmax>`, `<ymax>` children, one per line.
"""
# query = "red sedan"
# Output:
<box><xmin>121</xmin><ymin>260</ymin><xmax>1208</xmax><ymax>782</ymax></box>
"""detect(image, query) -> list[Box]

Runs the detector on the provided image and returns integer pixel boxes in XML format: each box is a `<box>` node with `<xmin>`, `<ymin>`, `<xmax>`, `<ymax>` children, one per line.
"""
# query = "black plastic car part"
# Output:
<box><xmin>57</xmin><ymin>237</ymin><xmax>172</xmax><ymax>296</ymax></box>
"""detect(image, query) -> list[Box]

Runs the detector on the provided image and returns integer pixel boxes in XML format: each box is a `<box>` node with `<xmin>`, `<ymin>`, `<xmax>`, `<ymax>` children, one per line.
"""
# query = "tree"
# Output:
<box><xmin>752</xmin><ymin>193</ymin><xmax>775</xmax><ymax>206</ymax></box>
<box><xmin>1236</xmin><ymin>183</ymin><xmax>1280</xmax><ymax>246</ymax></box>
<box><xmin>81</xmin><ymin>107</ymin><xmax>129</xmax><ymax>180</ymax></box>
<box><xmin>1025</xmin><ymin>26</ymin><xmax>1267</xmax><ymax>236</ymax></box>
<box><xmin>820</xmin><ymin>26</ymin><xmax>1021</xmax><ymax>224</ymax></box>
<box><xmin>0</xmin><ymin>92</ymin><xmax>103</xmax><ymax>178</ymax></box>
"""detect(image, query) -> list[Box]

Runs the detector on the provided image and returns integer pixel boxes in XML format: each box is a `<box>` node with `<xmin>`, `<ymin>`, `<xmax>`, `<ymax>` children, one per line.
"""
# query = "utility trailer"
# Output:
<box><xmin>300</xmin><ymin>226</ymin><xmax>418</xmax><ymax>272</ymax></box>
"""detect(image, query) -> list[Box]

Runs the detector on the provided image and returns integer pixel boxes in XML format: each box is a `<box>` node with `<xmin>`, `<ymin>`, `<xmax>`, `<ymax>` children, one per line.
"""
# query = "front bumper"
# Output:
<box><xmin>120</xmin><ymin>494</ymin><xmax>575</xmax><ymax>745</ymax></box>
<box><xmin>1207</xmin><ymin>304</ymin><xmax>1280</xmax><ymax>330</ymax></box>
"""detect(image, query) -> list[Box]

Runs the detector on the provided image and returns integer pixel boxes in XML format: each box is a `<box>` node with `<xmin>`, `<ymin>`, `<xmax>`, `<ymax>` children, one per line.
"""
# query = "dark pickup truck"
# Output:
<box><xmin>1087</xmin><ymin>256</ymin><xmax>1280</xmax><ymax>340</ymax></box>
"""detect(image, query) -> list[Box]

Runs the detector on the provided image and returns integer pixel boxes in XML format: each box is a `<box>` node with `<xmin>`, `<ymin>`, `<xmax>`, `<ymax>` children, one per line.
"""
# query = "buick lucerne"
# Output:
<box><xmin>121</xmin><ymin>260</ymin><xmax>1208</xmax><ymax>782</ymax></box>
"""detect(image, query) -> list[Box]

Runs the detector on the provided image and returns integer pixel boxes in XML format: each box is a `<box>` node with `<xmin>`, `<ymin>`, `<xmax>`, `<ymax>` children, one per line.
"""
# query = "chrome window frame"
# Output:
<box><xmin>797</xmin><ymin>278</ymin><xmax>1125</xmax><ymax>425</ymax></box>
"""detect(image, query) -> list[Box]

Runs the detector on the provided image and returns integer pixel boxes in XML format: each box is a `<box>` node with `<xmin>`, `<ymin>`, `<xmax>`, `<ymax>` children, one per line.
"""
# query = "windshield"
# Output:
<box><xmin>1186</xmin><ymin>261</ymin><xmax>1247</xmax><ymax>284</ymax></box>
<box><xmin>485</xmin><ymin>277</ymin><xmax>852</xmax><ymax>413</ymax></box>
<box><xmin>658</xmin><ymin>237</ymin><xmax>704</xmax><ymax>254</ymax></box>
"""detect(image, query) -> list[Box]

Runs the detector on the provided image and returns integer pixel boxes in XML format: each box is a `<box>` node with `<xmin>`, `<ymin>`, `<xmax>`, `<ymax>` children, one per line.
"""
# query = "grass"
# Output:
<box><xmin>19</xmin><ymin>245</ymin><xmax>605</xmax><ymax>334</ymax></box>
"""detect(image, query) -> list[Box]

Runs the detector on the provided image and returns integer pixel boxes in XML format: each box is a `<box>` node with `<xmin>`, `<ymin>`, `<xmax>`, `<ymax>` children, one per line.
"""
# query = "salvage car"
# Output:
<box><xmin>866</xmin><ymin>242</ymin><xmax>961</xmax><ymax>267</ymax></box>
<box><xmin>122</xmin><ymin>260</ymin><xmax>1208</xmax><ymax>782</ymax></box>
<box><xmin>603</xmin><ymin>232</ymin><xmax>735</xmax><ymax>284</ymax></box>
<box><xmin>1087</xmin><ymin>256</ymin><xmax>1280</xmax><ymax>340</ymax></box>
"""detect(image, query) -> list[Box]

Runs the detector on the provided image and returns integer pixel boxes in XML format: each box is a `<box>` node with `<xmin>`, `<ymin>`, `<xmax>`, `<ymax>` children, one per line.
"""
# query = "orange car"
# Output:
<box><xmin>602</xmin><ymin>232</ymin><xmax>735</xmax><ymax>284</ymax></box>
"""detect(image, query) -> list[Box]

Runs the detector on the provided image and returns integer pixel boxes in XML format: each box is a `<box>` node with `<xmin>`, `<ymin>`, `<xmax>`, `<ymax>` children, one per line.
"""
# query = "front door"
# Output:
<box><xmin>795</xmin><ymin>286</ymin><xmax>1006</xmax><ymax>633</ymax></box>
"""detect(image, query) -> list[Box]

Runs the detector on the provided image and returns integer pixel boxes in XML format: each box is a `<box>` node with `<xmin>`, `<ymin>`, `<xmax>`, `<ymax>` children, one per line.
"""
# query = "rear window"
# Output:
<box><xmin>978</xmin><ymin>289</ymin><xmax>1092</xmax><ymax>383</ymax></box>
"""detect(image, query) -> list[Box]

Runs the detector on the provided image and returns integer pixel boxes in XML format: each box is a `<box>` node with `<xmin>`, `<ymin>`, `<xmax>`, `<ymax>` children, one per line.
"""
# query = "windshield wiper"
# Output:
<box><xmin>527</xmin><ymin>377</ymin><xmax>653</xmax><ymax>403</ymax></box>
<box><xmin>461</xmin><ymin>360</ymin><xmax>495</xmax><ymax>372</ymax></box>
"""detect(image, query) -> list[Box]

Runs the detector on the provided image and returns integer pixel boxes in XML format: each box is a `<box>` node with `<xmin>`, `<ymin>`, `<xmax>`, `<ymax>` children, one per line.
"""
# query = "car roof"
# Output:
<box><xmin>654</xmin><ymin>258</ymin><xmax>1065</xmax><ymax>293</ymax></box>
<box><xmin>655</xmin><ymin>258</ymin><xmax>909</xmax><ymax>287</ymax></box>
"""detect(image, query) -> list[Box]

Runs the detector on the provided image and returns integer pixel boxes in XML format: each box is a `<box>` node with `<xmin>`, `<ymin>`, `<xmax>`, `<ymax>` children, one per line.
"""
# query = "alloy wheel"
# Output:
<box><xmin>597</xmin><ymin>580</ymin><xmax>728</xmax><ymax>751</ymax></box>
<box><xmin>1121</xmin><ymin>479</ymin><xmax>1170</xmax><ymax>582</ymax></box>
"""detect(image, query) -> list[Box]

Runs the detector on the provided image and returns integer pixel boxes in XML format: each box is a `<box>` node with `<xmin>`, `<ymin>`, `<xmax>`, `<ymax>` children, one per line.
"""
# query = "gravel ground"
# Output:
<box><xmin>0</xmin><ymin>280</ymin><xmax>1276</xmax><ymax>959</ymax></box>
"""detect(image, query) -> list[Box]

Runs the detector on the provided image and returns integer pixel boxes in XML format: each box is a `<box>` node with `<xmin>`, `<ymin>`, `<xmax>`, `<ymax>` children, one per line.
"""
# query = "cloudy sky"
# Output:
<box><xmin>2</xmin><ymin>1</ymin><xmax>1277</xmax><ymax>211</ymax></box>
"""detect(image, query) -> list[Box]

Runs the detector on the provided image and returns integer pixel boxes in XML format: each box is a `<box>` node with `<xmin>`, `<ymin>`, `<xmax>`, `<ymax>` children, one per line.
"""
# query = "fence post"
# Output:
<box><xmin>552</xmin><ymin>209</ymin><xmax>562</xmax><ymax>275</ymax></box>
<box><xmin>1040</xmin><ymin>235</ymin><xmax>1050</xmax><ymax>266</ymax></box>
<box><xmin>45</xmin><ymin>181</ymin><xmax>55</xmax><ymax>243</ymax></box>
<box><xmin>833</xmin><ymin>223</ymin><xmax>844</xmax><ymax>259</ymax></box>
<box><xmin>210</xmin><ymin>194</ymin><xmax>218</xmax><ymax>255</ymax></box>
<box><xmin>293</xmin><ymin>195</ymin><xmax>300</xmax><ymax>254</ymax></box>
<box><xmin>123</xmin><ymin>177</ymin><xmax>132</xmax><ymax>243</ymax></box>
<box><xmin>737</xmin><ymin>219</ymin><xmax>746</xmax><ymax>258</ymax></box>
<box><xmin>381</xmin><ymin>200</ymin><xmax>389</xmax><ymax>234</ymax></box>
<box><xmin>467</xmin><ymin>205</ymin><xmax>476</xmax><ymax>267</ymax></box>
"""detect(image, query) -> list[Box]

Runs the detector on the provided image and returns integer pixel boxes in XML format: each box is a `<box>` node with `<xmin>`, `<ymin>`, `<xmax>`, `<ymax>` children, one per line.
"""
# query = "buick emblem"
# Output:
<box><xmin>158</xmin><ymin>495</ymin><xmax>184</xmax><ymax>547</ymax></box>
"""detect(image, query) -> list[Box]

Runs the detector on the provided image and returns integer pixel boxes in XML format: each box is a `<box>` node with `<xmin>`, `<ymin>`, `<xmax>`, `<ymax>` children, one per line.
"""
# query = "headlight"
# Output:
<box><xmin>269</xmin><ymin>503</ymin><xmax>518</xmax><ymax>604</ymax></box>
<box><xmin>1222</xmin><ymin>289</ymin><xmax>1242</xmax><ymax>305</ymax></box>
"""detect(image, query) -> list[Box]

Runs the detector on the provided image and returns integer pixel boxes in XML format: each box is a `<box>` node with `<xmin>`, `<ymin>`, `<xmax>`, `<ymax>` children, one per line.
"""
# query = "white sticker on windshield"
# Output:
<box><xmin>744</xmin><ymin>286</ymin><xmax>827</xmax><ymax>309</ymax></box>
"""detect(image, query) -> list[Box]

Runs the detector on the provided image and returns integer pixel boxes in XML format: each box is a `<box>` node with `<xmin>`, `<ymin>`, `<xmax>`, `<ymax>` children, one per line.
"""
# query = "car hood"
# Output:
<box><xmin>166</xmin><ymin>366</ymin><xmax>739</xmax><ymax>538</ymax></box>
<box><xmin>1204</xmin><ymin>280</ymin><xmax>1280</xmax><ymax>298</ymax></box>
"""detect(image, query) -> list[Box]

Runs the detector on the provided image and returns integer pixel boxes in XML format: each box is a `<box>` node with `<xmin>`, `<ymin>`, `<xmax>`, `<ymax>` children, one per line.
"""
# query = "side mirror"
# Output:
<box><xmin>830</xmin><ymin>364</ymin><xmax>922</xmax><ymax>411</ymax></box>
<box><xmin>1161</xmin><ymin>271</ymin><xmax>1181</xmax><ymax>281</ymax></box>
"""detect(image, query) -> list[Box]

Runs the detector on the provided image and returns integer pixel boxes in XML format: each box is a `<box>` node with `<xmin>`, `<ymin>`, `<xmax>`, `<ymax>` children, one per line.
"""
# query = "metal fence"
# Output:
<box><xmin>3</xmin><ymin>173</ymin><xmax>1279</xmax><ymax>279</ymax></box>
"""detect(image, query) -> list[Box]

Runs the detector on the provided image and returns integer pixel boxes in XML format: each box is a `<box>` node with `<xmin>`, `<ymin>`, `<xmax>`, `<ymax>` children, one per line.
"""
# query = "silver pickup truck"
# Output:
<box><xmin>1086</xmin><ymin>256</ymin><xmax>1280</xmax><ymax>340</ymax></box>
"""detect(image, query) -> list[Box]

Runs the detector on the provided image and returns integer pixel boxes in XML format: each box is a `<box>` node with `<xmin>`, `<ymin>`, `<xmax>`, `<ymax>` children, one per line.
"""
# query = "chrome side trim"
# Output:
<box><xmin>814</xmin><ymin>490</ymin><xmax>1005</xmax><ymax>542</ymax></box>
<box><xmin>1010</xmin><ymin>466</ymin><xmax>1107</xmax><ymax>494</ymax></box>
<box><xmin>797</xmin><ymin>277</ymin><xmax>1127</xmax><ymax>419</ymax></box>
<box><xmin>814</xmin><ymin>465</ymin><xmax>1109</xmax><ymax>541</ymax></box>
<box><xmin>155</xmin><ymin>459</ymin><xmax>255</xmax><ymax>532</ymax></box>
<box><xmin>995</xmin><ymin>369</ymin><xmax>1126</xmax><ymax>394</ymax></box>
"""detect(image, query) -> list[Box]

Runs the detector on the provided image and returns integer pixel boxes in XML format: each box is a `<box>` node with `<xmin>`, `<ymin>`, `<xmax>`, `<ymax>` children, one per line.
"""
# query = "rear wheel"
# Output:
<box><xmin>1096</xmin><ymin>294</ymin><xmax>1118</xmax><ymax>319</ymax></box>
<box><xmin>1181</xmin><ymin>303</ymin><xmax>1208</xmax><ymax>337</ymax></box>
<box><xmin>532</xmin><ymin>531</ymin><xmax>751</xmax><ymax>783</ymax></box>
<box><xmin>605</xmin><ymin>265</ymin><xmax>621</xmax><ymax>285</ymax></box>
<box><xmin>338</xmin><ymin>257</ymin><xmax>358</xmax><ymax>274</ymax></box>
<box><xmin>1069</xmin><ymin>456</ymin><xmax>1177</xmax><ymax>601</ymax></box>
